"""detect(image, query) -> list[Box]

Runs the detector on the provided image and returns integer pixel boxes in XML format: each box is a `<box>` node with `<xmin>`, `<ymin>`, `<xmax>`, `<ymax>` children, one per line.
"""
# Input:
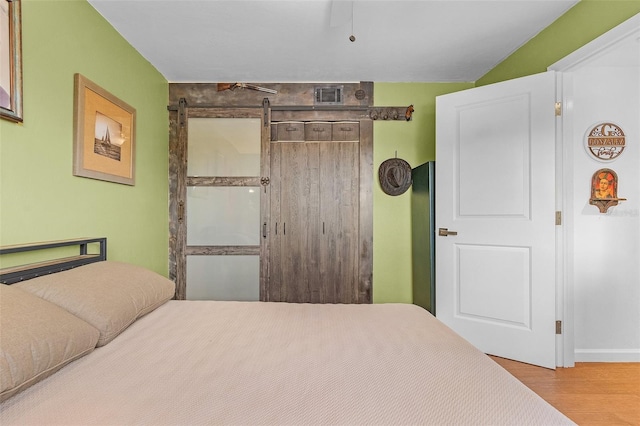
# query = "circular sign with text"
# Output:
<box><xmin>584</xmin><ymin>122</ymin><xmax>626</xmax><ymax>161</ymax></box>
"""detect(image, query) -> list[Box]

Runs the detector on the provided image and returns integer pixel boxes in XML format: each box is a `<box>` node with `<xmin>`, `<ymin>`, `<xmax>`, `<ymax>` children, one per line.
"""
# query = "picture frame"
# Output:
<box><xmin>0</xmin><ymin>0</ymin><xmax>23</xmax><ymax>123</ymax></box>
<box><xmin>73</xmin><ymin>73</ymin><xmax>136</xmax><ymax>185</ymax></box>
<box><xmin>589</xmin><ymin>168</ymin><xmax>626</xmax><ymax>213</ymax></box>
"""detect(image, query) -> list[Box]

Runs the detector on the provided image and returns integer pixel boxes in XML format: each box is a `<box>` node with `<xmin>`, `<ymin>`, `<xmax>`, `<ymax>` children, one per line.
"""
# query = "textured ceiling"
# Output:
<box><xmin>88</xmin><ymin>0</ymin><xmax>579</xmax><ymax>83</ymax></box>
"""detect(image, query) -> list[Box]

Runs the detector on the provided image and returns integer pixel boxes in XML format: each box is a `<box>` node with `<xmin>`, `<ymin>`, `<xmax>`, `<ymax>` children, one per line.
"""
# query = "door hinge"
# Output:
<box><xmin>555</xmin><ymin>102</ymin><xmax>562</xmax><ymax>116</ymax></box>
<box><xmin>263</xmin><ymin>97</ymin><xmax>270</xmax><ymax>127</ymax></box>
<box><xmin>178</xmin><ymin>98</ymin><xmax>187</xmax><ymax>127</ymax></box>
<box><xmin>555</xmin><ymin>211</ymin><xmax>562</xmax><ymax>226</ymax></box>
<box><xmin>556</xmin><ymin>320</ymin><xmax>562</xmax><ymax>335</ymax></box>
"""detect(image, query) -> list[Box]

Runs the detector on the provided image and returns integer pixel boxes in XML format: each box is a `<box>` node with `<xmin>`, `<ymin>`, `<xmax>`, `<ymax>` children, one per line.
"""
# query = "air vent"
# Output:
<box><xmin>315</xmin><ymin>86</ymin><xmax>344</xmax><ymax>105</ymax></box>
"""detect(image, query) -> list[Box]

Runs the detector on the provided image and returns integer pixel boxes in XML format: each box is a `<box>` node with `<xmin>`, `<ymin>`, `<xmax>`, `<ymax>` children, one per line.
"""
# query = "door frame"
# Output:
<box><xmin>549</xmin><ymin>13</ymin><xmax>640</xmax><ymax>367</ymax></box>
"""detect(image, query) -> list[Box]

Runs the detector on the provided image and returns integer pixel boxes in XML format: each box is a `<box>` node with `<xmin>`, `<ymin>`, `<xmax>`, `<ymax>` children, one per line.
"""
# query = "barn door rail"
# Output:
<box><xmin>168</xmin><ymin>98</ymin><xmax>414</xmax><ymax>121</ymax></box>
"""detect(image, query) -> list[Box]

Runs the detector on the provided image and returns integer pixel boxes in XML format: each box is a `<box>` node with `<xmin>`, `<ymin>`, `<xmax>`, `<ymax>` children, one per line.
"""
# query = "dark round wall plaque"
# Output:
<box><xmin>378</xmin><ymin>158</ymin><xmax>412</xmax><ymax>196</ymax></box>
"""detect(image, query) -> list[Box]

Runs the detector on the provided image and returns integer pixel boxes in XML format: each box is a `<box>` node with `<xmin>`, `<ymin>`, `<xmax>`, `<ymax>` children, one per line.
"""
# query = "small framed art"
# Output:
<box><xmin>589</xmin><ymin>168</ymin><xmax>626</xmax><ymax>213</ymax></box>
<box><xmin>0</xmin><ymin>0</ymin><xmax>23</xmax><ymax>123</ymax></box>
<box><xmin>73</xmin><ymin>73</ymin><xmax>136</xmax><ymax>185</ymax></box>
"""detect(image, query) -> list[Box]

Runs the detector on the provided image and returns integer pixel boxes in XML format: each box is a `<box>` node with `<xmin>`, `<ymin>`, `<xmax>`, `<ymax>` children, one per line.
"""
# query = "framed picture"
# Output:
<box><xmin>73</xmin><ymin>73</ymin><xmax>136</xmax><ymax>185</ymax></box>
<box><xmin>589</xmin><ymin>168</ymin><xmax>626</xmax><ymax>213</ymax></box>
<box><xmin>0</xmin><ymin>0</ymin><xmax>23</xmax><ymax>122</ymax></box>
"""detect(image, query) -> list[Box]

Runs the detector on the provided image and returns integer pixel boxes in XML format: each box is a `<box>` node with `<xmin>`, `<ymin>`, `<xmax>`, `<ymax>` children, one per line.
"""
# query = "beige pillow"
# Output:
<box><xmin>0</xmin><ymin>284</ymin><xmax>100</xmax><ymax>402</ymax></box>
<box><xmin>16</xmin><ymin>261</ymin><xmax>175</xmax><ymax>347</ymax></box>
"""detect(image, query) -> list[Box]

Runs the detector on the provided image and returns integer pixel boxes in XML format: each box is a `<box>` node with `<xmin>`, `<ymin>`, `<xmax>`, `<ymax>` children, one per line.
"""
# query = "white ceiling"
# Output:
<box><xmin>87</xmin><ymin>0</ymin><xmax>579</xmax><ymax>83</ymax></box>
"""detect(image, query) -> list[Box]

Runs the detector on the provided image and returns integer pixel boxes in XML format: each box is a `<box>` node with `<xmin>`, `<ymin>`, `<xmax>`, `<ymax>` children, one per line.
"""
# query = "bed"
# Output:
<box><xmin>0</xmin><ymin>239</ymin><xmax>574</xmax><ymax>425</ymax></box>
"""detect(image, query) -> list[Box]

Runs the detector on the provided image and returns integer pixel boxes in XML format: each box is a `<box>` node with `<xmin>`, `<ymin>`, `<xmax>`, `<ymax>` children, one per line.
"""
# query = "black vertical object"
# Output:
<box><xmin>411</xmin><ymin>162</ymin><xmax>436</xmax><ymax>314</ymax></box>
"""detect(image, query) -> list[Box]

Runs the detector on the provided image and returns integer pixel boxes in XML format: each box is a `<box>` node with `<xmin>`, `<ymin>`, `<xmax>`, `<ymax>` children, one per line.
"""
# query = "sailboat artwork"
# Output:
<box><xmin>94</xmin><ymin>112</ymin><xmax>125</xmax><ymax>161</ymax></box>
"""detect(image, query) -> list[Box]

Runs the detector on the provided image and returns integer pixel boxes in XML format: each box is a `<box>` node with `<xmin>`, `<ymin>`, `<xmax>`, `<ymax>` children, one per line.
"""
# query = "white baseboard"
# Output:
<box><xmin>574</xmin><ymin>349</ymin><xmax>640</xmax><ymax>362</ymax></box>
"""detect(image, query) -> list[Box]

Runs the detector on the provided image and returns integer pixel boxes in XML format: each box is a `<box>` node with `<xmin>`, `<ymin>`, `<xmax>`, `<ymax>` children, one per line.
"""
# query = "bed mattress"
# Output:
<box><xmin>0</xmin><ymin>301</ymin><xmax>574</xmax><ymax>425</ymax></box>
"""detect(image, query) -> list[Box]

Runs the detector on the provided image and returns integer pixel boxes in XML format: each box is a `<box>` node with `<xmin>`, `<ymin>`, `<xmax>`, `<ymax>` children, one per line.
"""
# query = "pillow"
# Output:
<box><xmin>0</xmin><ymin>284</ymin><xmax>100</xmax><ymax>402</ymax></box>
<box><xmin>16</xmin><ymin>261</ymin><xmax>175</xmax><ymax>347</ymax></box>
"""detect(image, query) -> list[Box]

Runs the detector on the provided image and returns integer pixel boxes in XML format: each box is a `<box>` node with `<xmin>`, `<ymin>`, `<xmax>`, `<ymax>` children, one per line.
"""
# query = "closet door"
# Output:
<box><xmin>268</xmin><ymin>122</ymin><xmax>360</xmax><ymax>304</ymax></box>
<box><xmin>270</xmin><ymin>139</ymin><xmax>316</xmax><ymax>302</ymax></box>
<box><xmin>319</xmin><ymin>139</ymin><xmax>359</xmax><ymax>303</ymax></box>
<box><xmin>268</xmin><ymin>140</ymin><xmax>284</xmax><ymax>302</ymax></box>
<box><xmin>268</xmin><ymin>121</ymin><xmax>319</xmax><ymax>302</ymax></box>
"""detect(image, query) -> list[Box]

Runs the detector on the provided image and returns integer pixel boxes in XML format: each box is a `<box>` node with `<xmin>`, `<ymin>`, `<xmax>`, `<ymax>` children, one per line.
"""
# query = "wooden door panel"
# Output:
<box><xmin>320</xmin><ymin>141</ymin><xmax>359</xmax><ymax>303</ymax></box>
<box><xmin>267</xmin><ymin>122</ymin><xmax>367</xmax><ymax>304</ymax></box>
<box><xmin>268</xmin><ymin>142</ymin><xmax>283</xmax><ymax>302</ymax></box>
<box><xmin>306</xmin><ymin>143</ymin><xmax>322</xmax><ymax>303</ymax></box>
<box><xmin>280</xmin><ymin>142</ymin><xmax>309</xmax><ymax>303</ymax></box>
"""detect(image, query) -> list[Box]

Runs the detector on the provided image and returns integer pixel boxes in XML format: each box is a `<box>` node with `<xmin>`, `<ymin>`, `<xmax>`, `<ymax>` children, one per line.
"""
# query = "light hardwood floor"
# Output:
<box><xmin>491</xmin><ymin>356</ymin><xmax>640</xmax><ymax>425</ymax></box>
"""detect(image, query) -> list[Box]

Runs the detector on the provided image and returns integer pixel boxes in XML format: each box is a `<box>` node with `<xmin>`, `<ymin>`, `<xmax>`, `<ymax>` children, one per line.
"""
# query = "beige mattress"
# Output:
<box><xmin>0</xmin><ymin>301</ymin><xmax>574</xmax><ymax>425</ymax></box>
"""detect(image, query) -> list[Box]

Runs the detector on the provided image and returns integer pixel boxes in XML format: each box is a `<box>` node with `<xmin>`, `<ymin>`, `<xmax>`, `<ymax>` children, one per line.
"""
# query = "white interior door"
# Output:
<box><xmin>435</xmin><ymin>71</ymin><xmax>557</xmax><ymax>369</ymax></box>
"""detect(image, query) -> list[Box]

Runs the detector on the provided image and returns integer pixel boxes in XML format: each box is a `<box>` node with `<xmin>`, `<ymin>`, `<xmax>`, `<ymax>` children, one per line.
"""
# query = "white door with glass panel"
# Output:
<box><xmin>184</xmin><ymin>110</ymin><xmax>268</xmax><ymax>300</ymax></box>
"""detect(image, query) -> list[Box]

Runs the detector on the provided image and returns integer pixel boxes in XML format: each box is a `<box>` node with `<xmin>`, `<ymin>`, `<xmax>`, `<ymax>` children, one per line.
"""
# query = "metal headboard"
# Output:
<box><xmin>0</xmin><ymin>238</ymin><xmax>107</xmax><ymax>284</ymax></box>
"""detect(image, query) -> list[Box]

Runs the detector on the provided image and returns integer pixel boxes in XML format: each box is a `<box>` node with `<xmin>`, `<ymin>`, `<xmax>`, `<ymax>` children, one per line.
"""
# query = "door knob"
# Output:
<box><xmin>438</xmin><ymin>228</ymin><xmax>458</xmax><ymax>237</ymax></box>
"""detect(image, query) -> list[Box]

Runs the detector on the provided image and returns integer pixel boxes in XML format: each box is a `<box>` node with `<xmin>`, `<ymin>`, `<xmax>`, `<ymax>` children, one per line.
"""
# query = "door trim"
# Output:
<box><xmin>548</xmin><ymin>13</ymin><xmax>640</xmax><ymax>367</ymax></box>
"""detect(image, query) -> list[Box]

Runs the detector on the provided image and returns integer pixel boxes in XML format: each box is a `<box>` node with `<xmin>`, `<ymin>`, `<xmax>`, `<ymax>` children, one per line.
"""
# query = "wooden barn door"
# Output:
<box><xmin>168</xmin><ymin>83</ymin><xmax>375</xmax><ymax>305</ymax></box>
<box><xmin>319</xmin><ymin>139</ymin><xmax>359</xmax><ymax>303</ymax></box>
<box><xmin>170</xmin><ymin>106</ymin><xmax>270</xmax><ymax>301</ymax></box>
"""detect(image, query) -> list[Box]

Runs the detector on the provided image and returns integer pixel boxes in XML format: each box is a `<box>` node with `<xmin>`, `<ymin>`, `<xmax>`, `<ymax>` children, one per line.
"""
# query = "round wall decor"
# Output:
<box><xmin>584</xmin><ymin>122</ymin><xmax>626</xmax><ymax>161</ymax></box>
<box><xmin>378</xmin><ymin>158</ymin><xmax>412</xmax><ymax>196</ymax></box>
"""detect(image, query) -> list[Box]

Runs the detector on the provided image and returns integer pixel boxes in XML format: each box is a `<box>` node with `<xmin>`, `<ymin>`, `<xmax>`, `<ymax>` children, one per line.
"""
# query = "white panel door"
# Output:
<box><xmin>436</xmin><ymin>71</ymin><xmax>557</xmax><ymax>369</ymax></box>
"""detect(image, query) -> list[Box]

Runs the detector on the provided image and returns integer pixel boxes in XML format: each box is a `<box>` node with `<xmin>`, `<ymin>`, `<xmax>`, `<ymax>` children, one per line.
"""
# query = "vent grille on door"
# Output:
<box><xmin>315</xmin><ymin>86</ymin><xmax>344</xmax><ymax>105</ymax></box>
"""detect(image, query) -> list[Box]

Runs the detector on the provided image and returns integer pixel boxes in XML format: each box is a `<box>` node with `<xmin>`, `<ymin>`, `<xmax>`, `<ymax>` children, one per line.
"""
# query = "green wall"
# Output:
<box><xmin>0</xmin><ymin>0</ymin><xmax>169</xmax><ymax>274</ymax></box>
<box><xmin>477</xmin><ymin>0</ymin><xmax>640</xmax><ymax>86</ymax></box>
<box><xmin>372</xmin><ymin>83</ymin><xmax>472</xmax><ymax>303</ymax></box>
